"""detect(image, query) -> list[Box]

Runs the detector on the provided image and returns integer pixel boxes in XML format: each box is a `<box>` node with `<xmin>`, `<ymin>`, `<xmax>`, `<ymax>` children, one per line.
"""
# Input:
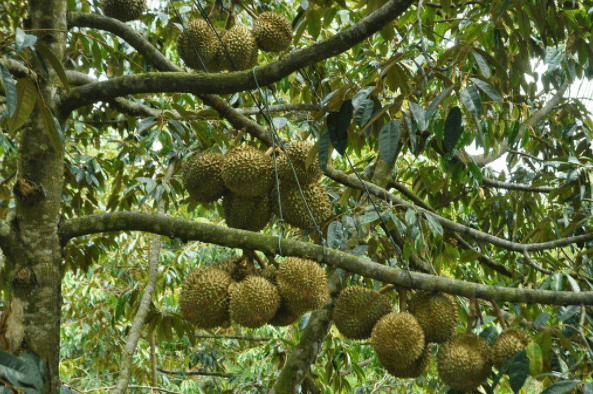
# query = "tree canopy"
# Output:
<box><xmin>0</xmin><ymin>0</ymin><xmax>592</xmax><ymax>393</ymax></box>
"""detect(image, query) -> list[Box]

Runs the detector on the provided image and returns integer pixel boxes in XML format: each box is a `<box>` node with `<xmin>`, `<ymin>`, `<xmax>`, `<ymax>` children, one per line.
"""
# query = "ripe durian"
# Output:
<box><xmin>220</xmin><ymin>25</ymin><xmax>258</xmax><ymax>71</ymax></box>
<box><xmin>252</xmin><ymin>12</ymin><xmax>293</xmax><ymax>52</ymax></box>
<box><xmin>276</xmin><ymin>141</ymin><xmax>322</xmax><ymax>188</ymax></box>
<box><xmin>371</xmin><ymin>312</ymin><xmax>425</xmax><ymax>369</ymax></box>
<box><xmin>274</xmin><ymin>181</ymin><xmax>331</xmax><ymax>229</ymax></box>
<box><xmin>276</xmin><ymin>257</ymin><xmax>329</xmax><ymax>315</ymax></box>
<box><xmin>179</xmin><ymin>267</ymin><xmax>232</xmax><ymax>329</ymax></box>
<box><xmin>408</xmin><ymin>291</ymin><xmax>458</xmax><ymax>343</ymax></box>
<box><xmin>229</xmin><ymin>275</ymin><xmax>281</xmax><ymax>328</ymax></box>
<box><xmin>333</xmin><ymin>286</ymin><xmax>392</xmax><ymax>339</ymax></box>
<box><xmin>176</xmin><ymin>19</ymin><xmax>223</xmax><ymax>71</ymax></box>
<box><xmin>222</xmin><ymin>145</ymin><xmax>273</xmax><ymax>197</ymax></box>
<box><xmin>222</xmin><ymin>192</ymin><xmax>272</xmax><ymax>232</ymax></box>
<box><xmin>182</xmin><ymin>152</ymin><xmax>226</xmax><ymax>203</ymax></box>
<box><xmin>214</xmin><ymin>256</ymin><xmax>254</xmax><ymax>281</ymax></box>
<box><xmin>101</xmin><ymin>0</ymin><xmax>146</xmax><ymax>22</ymax></box>
<box><xmin>492</xmin><ymin>328</ymin><xmax>531</xmax><ymax>369</ymax></box>
<box><xmin>437</xmin><ymin>333</ymin><xmax>492</xmax><ymax>392</ymax></box>
<box><xmin>383</xmin><ymin>344</ymin><xmax>431</xmax><ymax>379</ymax></box>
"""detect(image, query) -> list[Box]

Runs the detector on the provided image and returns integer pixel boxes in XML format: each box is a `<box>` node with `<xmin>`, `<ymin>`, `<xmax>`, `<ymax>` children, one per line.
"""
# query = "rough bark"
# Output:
<box><xmin>59</xmin><ymin>212</ymin><xmax>593</xmax><ymax>305</ymax></box>
<box><xmin>2</xmin><ymin>1</ymin><xmax>67</xmax><ymax>393</ymax></box>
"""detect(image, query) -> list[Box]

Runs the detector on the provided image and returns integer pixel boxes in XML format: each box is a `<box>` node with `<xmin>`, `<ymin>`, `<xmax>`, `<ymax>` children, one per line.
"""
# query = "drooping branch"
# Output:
<box><xmin>59</xmin><ymin>212</ymin><xmax>593</xmax><ymax>305</ymax></box>
<box><xmin>60</xmin><ymin>0</ymin><xmax>416</xmax><ymax>113</ymax></box>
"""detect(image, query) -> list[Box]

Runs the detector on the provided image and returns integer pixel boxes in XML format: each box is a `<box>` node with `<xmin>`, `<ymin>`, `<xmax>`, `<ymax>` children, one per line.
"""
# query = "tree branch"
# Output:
<box><xmin>60</xmin><ymin>0</ymin><xmax>416</xmax><ymax>113</ymax></box>
<box><xmin>156</xmin><ymin>368</ymin><xmax>236</xmax><ymax>377</ymax></box>
<box><xmin>58</xmin><ymin>212</ymin><xmax>593</xmax><ymax>305</ymax></box>
<box><xmin>482</xmin><ymin>177</ymin><xmax>553</xmax><ymax>193</ymax></box>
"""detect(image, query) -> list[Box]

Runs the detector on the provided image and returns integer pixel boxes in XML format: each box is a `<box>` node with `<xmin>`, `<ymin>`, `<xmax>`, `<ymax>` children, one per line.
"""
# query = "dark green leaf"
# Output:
<box><xmin>327</xmin><ymin>221</ymin><xmax>343</xmax><ymax>250</ymax></box>
<box><xmin>15</xmin><ymin>28</ymin><xmax>37</xmax><ymax>52</ymax></box>
<box><xmin>539</xmin><ymin>380</ymin><xmax>581</xmax><ymax>394</ymax></box>
<box><xmin>409</xmin><ymin>101</ymin><xmax>426</xmax><ymax>131</ymax></box>
<box><xmin>479</xmin><ymin>326</ymin><xmax>498</xmax><ymax>345</ymax></box>
<box><xmin>35</xmin><ymin>43</ymin><xmax>70</xmax><ymax>93</ymax></box>
<box><xmin>37</xmin><ymin>100</ymin><xmax>63</xmax><ymax>153</ymax></box>
<box><xmin>557</xmin><ymin>305</ymin><xmax>579</xmax><ymax>322</ymax></box>
<box><xmin>468</xmin><ymin>161</ymin><xmax>483</xmax><ymax>184</ymax></box>
<box><xmin>583</xmin><ymin>382</ymin><xmax>593</xmax><ymax>394</ymax></box>
<box><xmin>426</xmin><ymin>86</ymin><xmax>454</xmax><ymax>120</ymax></box>
<box><xmin>8</xmin><ymin>77</ymin><xmax>37</xmax><ymax>132</ymax></box>
<box><xmin>351</xmin><ymin>86</ymin><xmax>374</xmax><ymax>108</ymax></box>
<box><xmin>508</xmin><ymin>120</ymin><xmax>521</xmax><ymax>146</ymax></box>
<box><xmin>459</xmin><ymin>86</ymin><xmax>481</xmax><ymax>118</ymax></box>
<box><xmin>308</xmin><ymin>9</ymin><xmax>321</xmax><ymax>40</ymax></box>
<box><xmin>443</xmin><ymin>106</ymin><xmax>462</xmax><ymax>153</ymax></box>
<box><xmin>299</xmin><ymin>312</ymin><xmax>312</xmax><ymax>330</ymax></box>
<box><xmin>469</xmin><ymin>78</ymin><xmax>503</xmax><ymax>106</ymax></box>
<box><xmin>472</xmin><ymin>51</ymin><xmax>491</xmax><ymax>78</ymax></box>
<box><xmin>327</xmin><ymin>99</ymin><xmax>352</xmax><ymax>155</ymax></box>
<box><xmin>534</xmin><ymin>312</ymin><xmax>550</xmax><ymax>329</ymax></box>
<box><xmin>0</xmin><ymin>64</ymin><xmax>18</xmax><ymax>117</ymax></box>
<box><xmin>354</xmin><ymin>99</ymin><xmax>374</xmax><ymax>129</ymax></box>
<box><xmin>318</xmin><ymin>129</ymin><xmax>330</xmax><ymax>171</ymax></box>
<box><xmin>507</xmin><ymin>350</ymin><xmax>529</xmax><ymax>393</ymax></box>
<box><xmin>424</xmin><ymin>213</ymin><xmax>443</xmax><ymax>236</ymax></box>
<box><xmin>378</xmin><ymin>120</ymin><xmax>399</xmax><ymax>166</ymax></box>
<box><xmin>0</xmin><ymin>350</ymin><xmax>42</xmax><ymax>390</ymax></box>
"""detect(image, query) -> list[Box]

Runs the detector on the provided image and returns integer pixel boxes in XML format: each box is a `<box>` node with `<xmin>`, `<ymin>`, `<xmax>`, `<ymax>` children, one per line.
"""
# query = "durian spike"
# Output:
<box><xmin>230</xmin><ymin>128</ymin><xmax>247</xmax><ymax>147</ymax></box>
<box><xmin>490</xmin><ymin>299</ymin><xmax>508</xmax><ymax>329</ymax></box>
<box><xmin>235</xmin><ymin>0</ymin><xmax>258</xmax><ymax>19</ymax></box>
<box><xmin>378</xmin><ymin>284</ymin><xmax>395</xmax><ymax>295</ymax></box>
<box><xmin>398</xmin><ymin>287</ymin><xmax>408</xmax><ymax>312</ymax></box>
<box><xmin>224</xmin><ymin>0</ymin><xmax>237</xmax><ymax>30</ymax></box>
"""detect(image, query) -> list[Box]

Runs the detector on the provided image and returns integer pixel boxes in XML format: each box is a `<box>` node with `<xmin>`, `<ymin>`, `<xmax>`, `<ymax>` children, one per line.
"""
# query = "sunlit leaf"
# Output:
<box><xmin>8</xmin><ymin>77</ymin><xmax>37</xmax><ymax>132</ymax></box>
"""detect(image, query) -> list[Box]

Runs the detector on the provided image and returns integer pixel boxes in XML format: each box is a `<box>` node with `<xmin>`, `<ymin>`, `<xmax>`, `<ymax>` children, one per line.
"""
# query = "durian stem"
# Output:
<box><xmin>230</xmin><ymin>128</ymin><xmax>247</xmax><ymax>147</ymax></box>
<box><xmin>236</xmin><ymin>0</ymin><xmax>258</xmax><ymax>20</ymax></box>
<box><xmin>467</xmin><ymin>297</ymin><xmax>478</xmax><ymax>332</ymax></box>
<box><xmin>251</xmin><ymin>251</ymin><xmax>267</xmax><ymax>268</ymax></box>
<box><xmin>378</xmin><ymin>284</ymin><xmax>394</xmax><ymax>295</ymax></box>
<box><xmin>208</xmin><ymin>0</ymin><xmax>222</xmax><ymax>19</ymax></box>
<box><xmin>266</xmin><ymin>254</ymin><xmax>280</xmax><ymax>268</ymax></box>
<box><xmin>224</xmin><ymin>0</ymin><xmax>237</xmax><ymax>30</ymax></box>
<box><xmin>490</xmin><ymin>300</ymin><xmax>508</xmax><ymax>329</ymax></box>
<box><xmin>397</xmin><ymin>287</ymin><xmax>407</xmax><ymax>312</ymax></box>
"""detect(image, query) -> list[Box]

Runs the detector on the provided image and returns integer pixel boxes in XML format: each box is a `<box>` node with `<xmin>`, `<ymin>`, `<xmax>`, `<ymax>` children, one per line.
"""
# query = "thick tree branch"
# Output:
<box><xmin>59</xmin><ymin>212</ymin><xmax>593</xmax><ymax>305</ymax></box>
<box><xmin>60</xmin><ymin>0</ymin><xmax>416</xmax><ymax>112</ymax></box>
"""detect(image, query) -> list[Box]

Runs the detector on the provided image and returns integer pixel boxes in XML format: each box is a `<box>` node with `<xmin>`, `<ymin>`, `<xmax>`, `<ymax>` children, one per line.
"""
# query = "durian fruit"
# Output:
<box><xmin>179</xmin><ymin>267</ymin><xmax>232</xmax><ymax>329</ymax></box>
<box><xmin>222</xmin><ymin>192</ymin><xmax>272</xmax><ymax>232</ymax></box>
<box><xmin>176</xmin><ymin>19</ymin><xmax>222</xmax><ymax>71</ymax></box>
<box><xmin>252</xmin><ymin>12</ymin><xmax>293</xmax><ymax>52</ymax></box>
<box><xmin>182</xmin><ymin>152</ymin><xmax>226</xmax><ymax>203</ymax></box>
<box><xmin>383</xmin><ymin>344</ymin><xmax>431</xmax><ymax>379</ymax></box>
<box><xmin>437</xmin><ymin>333</ymin><xmax>492</xmax><ymax>393</ymax></box>
<box><xmin>221</xmin><ymin>145</ymin><xmax>273</xmax><ymax>197</ymax></box>
<box><xmin>274</xmin><ymin>181</ymin><xmax>331</xmax><ymax>229</ymax></box>
<box><xmin>229</xmin><ymin>275</ymin><xmax>281</xmax><ymax>328</ymax></box>
<box><xmin>214</xmin><ymin>256</ymin><xmax>254</xmax><ymax>281</ymax></box>
<box><xmin>408</xmin><ymin>291</ymin><xmax>458</xmax><ymax>343</ymax></box>
<box><xmin>276</xmin><ymin>141</ymin><xmax>322</xmax><ymax>188</ymax></box>
<box><xmin>269</xmin><ymin>300</ymin><xmax>302</xmax><ymax>326</ymax></box>
<box><xmin>371</xmin><ymin>312</ymin><xmax>425</xmax><ymax>369</ymax></box>
<box><xmin>276</xmin><ymin>257</ymin><xmax>329</xmax><ymax>315</ymax></box>
<box><xmin>492</xmin><ymin>328</ymin><xmax>531</xmax><ymax>369</ymax></box>
<box><xmin>220</xmin><ymin>25</ymin><xmax>258</xmax><ymax>71</ymax></box>
<box><xmin>333</xmin><ymin>286</ymin><xmax>392</xmax><ymax>339</ymax></box>
<box><xmin>258</xmin><ymin>265</ymin><xmax>278</xmax><ymax>283</ymax></box>
<box><xmin>101</xmin><ymin>0</ymin><xmax>146</xmax><ymax>22</ymax></box>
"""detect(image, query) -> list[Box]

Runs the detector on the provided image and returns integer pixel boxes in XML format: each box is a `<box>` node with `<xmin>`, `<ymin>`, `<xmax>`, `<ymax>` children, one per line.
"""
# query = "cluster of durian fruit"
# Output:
<box><xmin>333</xmin><ymin>287</ymin><xmax>533</xmax><ymax>392</ymax></box>
<box><xmin>176</xmin><ymin>12</ymin><xmax>292</xmax><ymax>72</ymax></box>
<box><xmin>179</xmin><ymin>255</ymin><xmax>328</xmax><ymax>329</ymax></box>
<box><xmin>182</xmin><ymin>141</ymin><xmax>331</xmax><ymax>231</ymax></box>
<box><xmin>101</xmin><ymin>0</ymin><xmax>147</xmax><ymax>22</ymax></box>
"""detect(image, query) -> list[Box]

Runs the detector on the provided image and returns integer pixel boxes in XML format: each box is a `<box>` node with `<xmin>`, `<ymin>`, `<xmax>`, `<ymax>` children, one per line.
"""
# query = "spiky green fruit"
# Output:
<box><xmin>222</xmin><ymin>192</ymin><xmax>272</xmax><ymax>232</ymax></box>
<box><xmin>408</xmin><ymin>291</ymin><xmax>458</xmax><ymax>343</ymax></box>
<box><xmin>383</xmin><ymin>344</ymin><xmax>431</xmax><ymax>378</ymax></box>
<box><xmin>492</xmin><ymin>328</ymin><xmax>531</xmax><ymax>369</ymax></box>
<box><xmin>220</xmin><ymin>25</ymin><xmax>258</xmax><ymax>71</ymax></box>
<box><xmin>276</xmin><ymin>141</ymin><xmax>321</xmax><ymax>188</ymax></box>
<box><xmin>276</xmin><ymin>257</ymin><xmax>328</xmax><ymax>315</ymax></box>
<box><xmin>252</xmin><ymin>12</ymin><xmax>293</xmax><ymax>52</ymax></box>
<box><xmin>437</xmin><ymin>333</ymin><xmax>492</xmax><ymax>392</ymax></box>
<box><xmin>269</xmin><ymin>300</ymin><xmax>302</xmax><ymax>326</ymax></box>
<box><xmin>333</xmin><ymin>286</ymin><xmax>392</xmax><ymax>339</ymax></box>
<box><xmin>182</xmin><ymin>152</ymin><xmax>226</xmax><ymax>203</ymax></box>
<box><xmin>221</xmin><ymin>145</ymin><xmax>273</xmax><ymax>197</ymax></box>
<box><xmin>274</xmin><ymin>181</ymin><xmax>331</xmax><ymax>229</ymax></box>
<box><xmin>179</xmin><ymin>267</ymin><xmax>232</xmax><ymax>329</ymax></box>
<box><xmin>176</xmin><ymin>19</ymin><xmax>225</xmax><ymax>71</ymax></box>
<box><xmin>101</xmin><ymin>0</ymin><xmax>146</xmax><ymax>22</ymax></box>
<box><xmin>229</xmin><ymin>276</ymin><xmax>281</xmax><ymax>328</ymax></box>
<box><xmin>371</xmin><ymin>312</ymin><xmax>426</xmax><ymax>369</ymax></box>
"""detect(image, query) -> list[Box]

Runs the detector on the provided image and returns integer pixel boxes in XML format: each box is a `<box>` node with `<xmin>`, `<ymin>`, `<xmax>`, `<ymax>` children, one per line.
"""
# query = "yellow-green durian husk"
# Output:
<box><xmin>371</xmin><ymin>312</ymin><xmax>426</xmax><ymax>369</ymax></box>
<box><xmin>177</xmin><ymin>19</ymin><xmax>223</xmax><ymax>71</ymax></box>
<box><xmin>276</xmin><ymin>141</ymin><xmax>322</xmax><ymax>188</ymax></box>
<box><xmin>333</xmin><ymin>286</ymin><xmax>392</xmax><ymax>339</ymax></box>
<box><xmin>101</xmin><ymin>0</ymin><xmax>146</xmax><ymax>22</ymax></box>
<box><xmin>182</xmin><ymin>152</ymin><xmax>226</xmax><ymax>203</ymax></box>
<box><xmin>252</xmin><ymin>12</ymin><xmax>293</xmax><ymax>52</ymax></box>
<box><xmin>383</xmin><ymin>344</ymin><xmax>431</xmax><ymax>379</ymax></box>
<box><xmin>220</xmin><ymin>25</ymin><xmax>258</xmax><ymax>71</ymax></box>
<box><xmin>276</xmin><ymin>257</ymin><xmax>329</xmax><ymax>316</ymax></box>
<box><xmin>408</xmin><ymin>291</ymin><xmax>458</xmax><ymax>343</ymax></box>
<box><xmin>229</xmin><ymin>275</ymin><xmax>281</xmax><ymax>328</ymax></box>
<box><xmin>222</xmin><ymin>192</ymin><xmax>272</xmax><ymax>232</ymax></box>
<box><xmin>492</xmin><ymin>328</ymin><xmax>532</xmax><ymax>369</ymax></box>
<box><xmin>221</xmin><ymin>145</ymin><xmax>273</xmax><ymax>197</ymax></box>
<box><xmin>214</xmin><ymin>256</ymin><xmax>255</xmax><ymax>281</ymax></box>
<box><xmin>274</xmin><ymin>181</ymin><xmax>331</xmax><ymax>229</ymax></box>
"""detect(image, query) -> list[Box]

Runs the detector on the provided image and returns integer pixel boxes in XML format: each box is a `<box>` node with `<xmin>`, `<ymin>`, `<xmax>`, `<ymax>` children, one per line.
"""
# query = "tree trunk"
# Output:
<box><xmin>3</xmin><ymin>1</ymin><xmax>67</xmax><ymax>393</ymax></box>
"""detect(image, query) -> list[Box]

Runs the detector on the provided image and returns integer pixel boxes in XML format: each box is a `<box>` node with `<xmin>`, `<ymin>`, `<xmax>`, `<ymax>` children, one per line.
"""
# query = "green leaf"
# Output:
<box><xmin>557</xmin><ymin>305</ymin><xmax>579</xmax><ymax>322</ymax></box>
<box><xmin>327</xmin><ymin>99</ymin><xmax>352</xmax><ymax>156</ymax></box>
<box><xmin>479</xmin><ymin>326</ymin><xmax>498</xmax><ymax>345</ymax></box>
<box><xmin>318</xmin><ymin>128</ymin><xmax>330</xmax><ymax>171</ymax></box>
<box><xmin>308</xmin><ymin>9</ymin><xmax>321</xmax><ymax>40</ymax></box>
<box><xmin>507</xmin><ymin>350</ymin><xmax>529</xmax><ymax>393</ymax></box>
<box><xmin>508</xmin><ymin>120</ymin><xmax>521</xmax><ymax>146</ymax></box>
<box><xmin>37</xmin><ymin>100</ymin><xmax>63</xmax><ymax>153</ymax></box>
<box><xmin>527</xmin><ymin>342</ymin><xmax>543</xmax><ymax>376</ymax></box>
<box><xmin>426</xmin><ymin>86</ymin><xmax>454</xmax><ymax>120</ymax></box>
<box><xmin>468</xmin><ymin>161</ymin><xmax>483</xmax><ymax>184</ymax></box>
<box><xmin>540</xmin><ymin>380</ymin><xmax>581</xmax><ymax>394</ymax></box>
<box><xmin>351</xmin><ymin>86</ymin><xmax>374</xmax><ymax>108</ymax></box>
<box><xmin>424</xmin><ymin>213</ymin><xmax>443</xmax><ymax>236</ymax></box>
<box><xmin>459</xmin><ymin>86</ymin><xmax>481</xmax><ymax>118</ymax></box>
<box><xmin>443</xmin><ymin>106</ymin><xmax>462</xmax><ymax>153</ymax></box>
<box><xmin>583</xmin><ymin>382</ymin><xmax>593</xmax><ymax>394</ymax></box>
<box><xmin>534</xmin><ymin>312</ymin><xmax>550</xmax><ymax>329</ymax></box>
<box><xmin>469</xmin><ymin>78</ymin><xmax>503</xmax><ymax>106</ymax></box>
<box><xmin>0</xmin><ymin>350</ymin><xmax>43</xmax><ymax>390</ymax></box>
<box><xmin>472</xmin><ymin>51</ymin><xmax>491</xmax><ymax>78</ymax></box>
<box><xmin>0</xmin><ymin>64</ymin><xmax>18</xmax><ymax>117</ymax></box>
<box><xmin>299</xmin><ymin>311</ymin><xmax>312</xmax><ymax>330</ymax></box>
<box><xmin>15</xmin><ymin>28</ymin><xmax>37</xmax><ymax>52</ymax></box>
<box><xmin>327</xmin><ymin>221</ymin><xmax>343</xmax><ymax>250</ymax></box>
<box><xmin>35</xmin><ymin>42</ymin><xmax>70</xmax><ymax>93</ymax></box>
<box><xmin>409</xmin><ymin>101</ymin><xmax>426</xmax><ymax>131</ymax></box>
<box><xmin>378</xmin><ymin>120</ymin><xmax>399</xmax><ymax>166</ymax></box>
<box><xmin>8</xmin><ymin>77</ymin><xmax>37</xmax><ymax>132</ymax></box>
<box><xmin>354</xmin><ymin>99</ymin><xmax>374</xmax><ymax>129</ymax></box>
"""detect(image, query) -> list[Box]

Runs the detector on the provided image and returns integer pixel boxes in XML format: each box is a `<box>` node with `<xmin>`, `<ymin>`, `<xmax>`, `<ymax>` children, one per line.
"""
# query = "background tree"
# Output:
<box><xmin>0</xmin><ymin>0</ymin><xmax>592</xmax><ymax>393</ymax></box>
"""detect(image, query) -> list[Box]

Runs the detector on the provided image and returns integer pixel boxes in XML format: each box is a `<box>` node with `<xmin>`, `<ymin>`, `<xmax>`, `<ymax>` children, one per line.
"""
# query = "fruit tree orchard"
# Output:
<box><xmin>1</xmin><ymin>0</ymin><xmax>593</xmax><ymax>393</ymax></box>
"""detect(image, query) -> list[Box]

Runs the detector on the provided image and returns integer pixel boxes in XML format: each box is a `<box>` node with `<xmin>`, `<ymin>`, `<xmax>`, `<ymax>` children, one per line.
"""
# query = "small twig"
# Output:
<box><xmin>157</xmin><ymin>368</ymin><xmax>237</xmax><ymax>377</ymax></box>
<box><xmin>235</xmin><ymin>0</ymin><xmax>258</xmax><ymax>19</ymax></box>
<box><xmin>490</xmin><ymin>300</ymin><xmax>507</xmax><ymax>329</ymax></box>
<box><xmin>193</xmin><ymin>334</ymin><xmax>272</xmax><ymax>341</ymax></box>
<box><xmin>251</xmin><ymin>251</ymin><xmax>267</xmax><ymax>269</ymax></box>
<box><xmin>266</xmin><ymin>254</ymin><xmax>280</xmax><ymax>268</ymax></box>
<box><xmin>522</xmin><ymin>250</ymin><xmax>553</xmax><ymax>275</ymax></box>
<box><xmin>415</xmin><ymin>0</ymin><xmax>454</xmax><ymax>72</ymax></box>
<box><xmin>230</xmin><ymin>128</ymin><xmax>246</xmax><ymax>147</ymax></box>
<box><xmin>378</xmin><ymin>284</ymin><xmax>394</xmax><ymax>295</ymax></box>
<box><xmin>0</xmin><ymin>171</ymin><xmax>16</xmax><ymax>188</ymax></box>
<box><xmin>83</xmin><ymin>386</ymin><xmax>181</xmax><ymax>394</ymax></box>
<box><xmin>340</xmin><ymin>357</ymin><xmax>374</xmax><ymax>376</ymax></box>
<box><xmin>224</xmin><ymin>0</ymin><xmax>236</xmax><ymax>30</ymax></box>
